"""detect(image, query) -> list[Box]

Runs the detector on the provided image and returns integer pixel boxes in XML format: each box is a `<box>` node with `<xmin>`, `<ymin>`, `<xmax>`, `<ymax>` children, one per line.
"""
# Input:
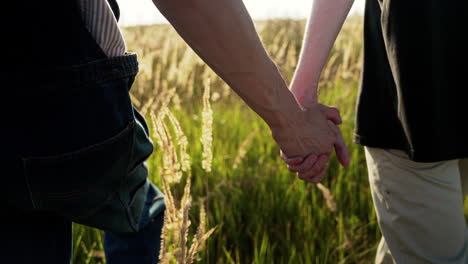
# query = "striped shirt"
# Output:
<box><xmin>79</xmin><ymin>0</ymin><xmax>126</xmax><ymax>57</ymax></box>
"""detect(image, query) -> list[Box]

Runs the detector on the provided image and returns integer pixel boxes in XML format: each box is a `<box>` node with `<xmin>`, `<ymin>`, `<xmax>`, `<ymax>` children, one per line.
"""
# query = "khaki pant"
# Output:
<box><xmin>365</xmin><ymin>147</ymin><xmax>468</xmax><ymax>264</ymax></box>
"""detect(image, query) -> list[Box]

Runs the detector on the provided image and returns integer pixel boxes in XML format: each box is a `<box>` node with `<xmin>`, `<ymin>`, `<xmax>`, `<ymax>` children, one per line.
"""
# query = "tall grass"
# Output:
<box><xmin>73</xmin><ymin>16</ymin><xmax>383</xmax><ymax>264</ymax></box>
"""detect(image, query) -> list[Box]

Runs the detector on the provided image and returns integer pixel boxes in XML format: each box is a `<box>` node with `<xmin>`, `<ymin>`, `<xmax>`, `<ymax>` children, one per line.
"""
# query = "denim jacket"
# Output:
<box><xmin>1</xmin><ymin>0</ymin><xmax>164</xmax><ymax>234</ymax></box>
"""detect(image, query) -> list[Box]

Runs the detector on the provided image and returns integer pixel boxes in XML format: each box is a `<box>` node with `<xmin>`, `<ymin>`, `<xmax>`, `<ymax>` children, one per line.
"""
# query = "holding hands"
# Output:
<box><xmin>274</xmin><ymin>0</ymin><xmax>356</xmax><ymax>183</ymax></box>
<box><xmin>272</xmin><ymin>0</ymin><xmax>356</xmax><ymax>183</ymax></box>
<box><xmin>154</xmin><ymin>0</ymin><xmax>352</xmax><ymax>184</ymax></box>
<box><xmin>273</xmin><ymin>99</ymin><xmax>349</xmax><ymax>183</ymax></box>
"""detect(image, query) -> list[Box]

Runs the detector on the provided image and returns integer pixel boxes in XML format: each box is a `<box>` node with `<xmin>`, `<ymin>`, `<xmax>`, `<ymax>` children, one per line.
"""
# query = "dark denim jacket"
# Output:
<box><xmin>1</xmin><ymin>0</ymin><xmax>164</xmax><ymax>234</ymax></box>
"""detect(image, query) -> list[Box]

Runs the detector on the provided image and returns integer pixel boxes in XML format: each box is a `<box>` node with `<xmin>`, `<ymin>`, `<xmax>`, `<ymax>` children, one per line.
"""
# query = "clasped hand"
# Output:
<box><xmin>272</xmin><ymin>102</ymin><xmax>349</xmax><ymax>183</ymax></box>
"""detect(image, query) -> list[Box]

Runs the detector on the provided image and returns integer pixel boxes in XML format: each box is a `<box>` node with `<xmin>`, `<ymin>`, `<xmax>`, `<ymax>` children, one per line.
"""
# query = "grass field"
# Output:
<box><xmin>72</xmin><ymin>16</ymin><xmax>385</xmax><ymax>264</ymax></box>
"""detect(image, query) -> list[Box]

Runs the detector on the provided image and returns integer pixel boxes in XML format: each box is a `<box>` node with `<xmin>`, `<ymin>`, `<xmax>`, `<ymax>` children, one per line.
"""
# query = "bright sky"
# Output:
<box><xmin>117</xmin><ymin>0</ymin><xmax>365</xmax><ymax>26</ymax></box>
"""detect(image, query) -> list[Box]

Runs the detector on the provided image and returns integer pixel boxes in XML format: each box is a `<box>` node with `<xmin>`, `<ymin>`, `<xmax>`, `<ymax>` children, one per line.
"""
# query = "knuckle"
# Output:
<box><xmin>310</xmin><ymin>166</ymin><xmax>321</xmax><ymax>175</ymax></box>
<box><xmin>298</xmin><ymin>173</ymin><xmax>308</xmax><ymax>181</ymax></box>
<box><xmin>306</xmin><ymin>157</ymin><xmax>316</xmax><ymax>167</ymax></box>
<box><xmin>332</xmin><ymin>107</ymin><xmax>340</xmax><ymax>116</ymax></box>
<box><xmin>319</xmin><ymin>106</ymin><xmax>326</xmax><ymax>114</ymax></box>
<box><xmin>296</xmin><ymin>166</ymin><xmax>307</xmax><ymax>173</ymax></box>
<box><xmin>295</xmin><ymin>167</ymin><xmax>305</xmax><ymax>173</ymax></box>
<box><xmin>300</xmin><ymin>170</ymin><xmax>314</xmax><ymax>179</ymax></box>
<box><xmin>312</xmin><ymin>173</ymin><xmax>325</xmax><ymax>183</ymax></box>
<box><xmin>311</xmin><ymin>178</ymin><xmax>321</xmax><ymax>184</ymax></box>
<box><xmin>314</xmin><ymin>177</ymin><xmax>324</xmax><ymax>184</ymax></box>
<box><xmin>318</xmin><ymin>103</ymin><xmax>328</xmax><ymax>111</ymax></box>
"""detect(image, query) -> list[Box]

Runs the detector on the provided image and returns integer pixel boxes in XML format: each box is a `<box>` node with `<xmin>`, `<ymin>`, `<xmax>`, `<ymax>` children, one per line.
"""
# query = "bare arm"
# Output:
<box><xmin>291</xmin><ymin>0</ymin><xmax>355</xmax><ymax>104</ymax></box>
<box><xmin>280</xmin><ymin>0</ymin><xmax>355</xmax><ymax>179</ymax></box>
<box><xmin>151</xmin><ymin>0</ymin><xmax>299</xmax><ymax>127</ymax></box>
<box><xmin>151</xmin><ymin>0</ymin><xmax>341</xmax><ymax>158</ymax></box>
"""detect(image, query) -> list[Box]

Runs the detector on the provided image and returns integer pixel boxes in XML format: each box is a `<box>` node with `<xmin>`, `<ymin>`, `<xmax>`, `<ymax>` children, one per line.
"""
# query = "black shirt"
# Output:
<box><xmin>354</xmin><ymin>0</ymin><xmax>468</xmax><ymax>162</ymax></box>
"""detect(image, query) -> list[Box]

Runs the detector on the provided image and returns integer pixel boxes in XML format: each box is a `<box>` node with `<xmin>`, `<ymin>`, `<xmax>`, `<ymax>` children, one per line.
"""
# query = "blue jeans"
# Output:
<box><xmin>104</xmin><ymin>183</ymin><xmax>165</xmax><ymax>264</ymax></box>
<box><xmin>1</xmin><ymin>53</ymin><xmax>165</xmax><ymax>263</ymax></box>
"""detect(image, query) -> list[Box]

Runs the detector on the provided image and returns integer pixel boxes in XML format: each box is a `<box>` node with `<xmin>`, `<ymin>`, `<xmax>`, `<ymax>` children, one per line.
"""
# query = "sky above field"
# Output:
<box><xmin>117</xmin><ymin>0</ymin><xmax>365</xmax><ymax>26</ymax></box>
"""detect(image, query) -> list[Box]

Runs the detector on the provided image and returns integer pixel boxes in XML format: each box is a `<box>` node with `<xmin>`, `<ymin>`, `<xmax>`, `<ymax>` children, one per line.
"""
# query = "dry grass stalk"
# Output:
<box><xmin>158</xmin><ymin>172</ymin><xmax>215</xmax><ymax>264</ymax></box>
<box><xmin>316</xmin><ymin>183</ymin><xmax>337</xmax><ymax>213</ymax></box>
<box><xmin>232</xmin><ymin>127</ymin><xmax>259</xmax><ymax>170</ymax></box>
<box><xmin>151</xmin><ymin>110</ymin><xmax>182</xmax><ymax>184</ymax></box>
<box><xmin>187</xmin><ymin>204</ymin><xmax>216</xmax><ymax>264</ymax></box>
<box><xmin>130</xmin><ymin>92</ymin><xmax>141</xmax><ymax>108</ymax></box>
<box><xmin>166</xmin><ymin>110</ymin><xmax>191</xmax><ymax>172</ymax></box>
<box><xmin>145</xmin><ymin>86</ymin><xmax>176</xmax><ymax>118</ymax></box>
<box><xmin>171</xmin><ymin>93</ymin><xmax>182</xmax><ymax>111</ymax></box>
<box><xmin>201</xmin><ymin>79</ymin><xmax>213</xmax><ymax>172</ymax></box>
<box><xmin>157</xmin><ymin>170</ymin><xmax>181</xmax><ymax>263</ymax></box>
<box><xmin>140</xmin><ymin>97</ymin><xmax>155</xmax><ymax>117</ymax></box>
<box><xmin>336</xmin><ymin>231</ymin><xmax>352</xmax><ymax>251</ymax></box>
<box><xmin>152</xmin><ymin>106</ymin><xmax>214</xmax><ymax>264</ymax></box>
<box><xmin>177</xmin><ymin>179</ymin><xmax>192</xmax><ymax>263</ymax></box>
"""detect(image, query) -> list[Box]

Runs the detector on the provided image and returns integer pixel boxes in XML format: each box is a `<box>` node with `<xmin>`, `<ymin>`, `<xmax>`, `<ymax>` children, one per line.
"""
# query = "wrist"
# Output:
<box><xmin>269</xmin><ymin>108</ymin><xmax>309</xmax><ymax>157</ymax></box>
<box><xmin>263</xmin><ymin>69</ymin><xmax>306</xmax><ymax>129</ymax></box>
<box><xmin>291</xmin><ymin>87</ymin><xmax>318</xmax><ymax>105</ymax></box>
<box><xmin>267</xmin><ymin>104</ymin><xmax>304</xmax><ymax>132</ymax></box>
<box><xmin>290</xmin><ymin>78</ymin><xmax>319</xmax><ymax>104</ymax></box>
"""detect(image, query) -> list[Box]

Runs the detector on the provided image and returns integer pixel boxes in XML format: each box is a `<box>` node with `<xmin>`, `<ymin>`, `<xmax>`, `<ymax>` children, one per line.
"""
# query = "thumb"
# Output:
<box><xmin>323</xmin><ymin>106</ymin><xmax>342</xmax><ymax>125</ymax></box>
<box><xmin>328</xmin><ymin>121</ymin><xmax>350</xmax><ymax>168</ymax></box>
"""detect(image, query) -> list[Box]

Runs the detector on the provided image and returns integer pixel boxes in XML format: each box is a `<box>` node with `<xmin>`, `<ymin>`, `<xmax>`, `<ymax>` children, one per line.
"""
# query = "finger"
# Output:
<box><xmin>322</xmin><ymin>106</ymin><xmax>342</xmax><ymax>125</ymax></box>
<box><xmin>287</xmin><ymin>154</ymin><xmax>318</xmax><ymax>173</ymax></box>
<box><xmin>304</xmin><ymin>155</ymin><xmax>328</xmax><ymax>181</ymax></box>
<box><xmin>308</xmin><ymin>168</ymin><xmax>326</xmax><ymax>183</ymax></box>
<box><xmin>280</xmin><ymin>151</ymin><xmax>304</xmax><ymax>165</ymax></box>
<box><xmin>328</xmin><ymin>121</ymin><xmax>350</xmax><ymax>168</ymax></box>
<box><xmin>298</xmin><ymin>154</ymin><xmax>329</xmax><ymax>181</ymax></box>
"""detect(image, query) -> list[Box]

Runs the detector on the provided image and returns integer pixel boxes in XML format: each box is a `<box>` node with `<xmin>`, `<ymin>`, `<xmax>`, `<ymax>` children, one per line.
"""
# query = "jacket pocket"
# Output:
<box><xmin>23</xmin><ymin>120</ymin><xmax>136</xmax><ymax>217</ymax></box>
<box><xmin>22</xmin><ymin>117</ymin><xmax>156</xmax><ymax>233</ymax></box>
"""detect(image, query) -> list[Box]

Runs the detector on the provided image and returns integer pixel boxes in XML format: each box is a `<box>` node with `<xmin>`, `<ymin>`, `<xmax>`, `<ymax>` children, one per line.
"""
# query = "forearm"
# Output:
<box><xmin>152</xmin><ymin>0</ymin><xmax>303</xmax><ymax>129</ymax></box>
<box><xmin>291</xmin><ymin>0</ymin><xmax>355</xmax><ymax>103</ymax></box>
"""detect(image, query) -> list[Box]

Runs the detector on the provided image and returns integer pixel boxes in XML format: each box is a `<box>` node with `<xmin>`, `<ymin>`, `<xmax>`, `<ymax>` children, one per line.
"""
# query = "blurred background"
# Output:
<box><xmin>116</xmin><ymin>0</ymin><xmax>365</xmax><ymax>26</ymax></box>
